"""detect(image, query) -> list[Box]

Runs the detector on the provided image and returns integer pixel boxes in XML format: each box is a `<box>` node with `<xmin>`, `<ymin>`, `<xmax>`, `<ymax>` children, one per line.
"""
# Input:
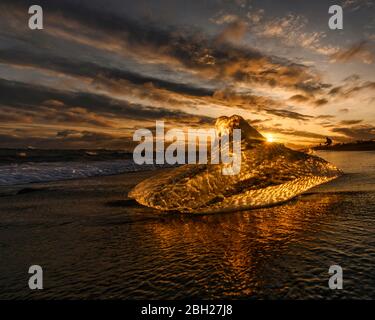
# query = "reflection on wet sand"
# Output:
<box><xmin>1</xmin><ymin>154</ymin><xmax>374</xmax><ymax>299</ymax></box>
<box><xmin>146</xmin><ymin>194</ymin><xmax>343</xmax><ymax>298</ymax></box>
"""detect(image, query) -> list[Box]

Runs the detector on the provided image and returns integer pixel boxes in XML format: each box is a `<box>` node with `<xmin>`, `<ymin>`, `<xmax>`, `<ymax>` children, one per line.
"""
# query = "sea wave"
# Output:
<box><xmin>0</xmin><ymin>160</ymin><xmax>169</xmax><ymax>186</ymax></box>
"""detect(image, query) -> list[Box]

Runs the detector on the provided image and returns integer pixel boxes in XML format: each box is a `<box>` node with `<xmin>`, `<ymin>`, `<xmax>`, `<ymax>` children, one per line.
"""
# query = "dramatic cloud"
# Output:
<box><xmin>289</xmin><ymin>94</ymin><xmax>310</xmax><ymax>103</ymax></box>
<box><xmin>215</xmin><ymin>20</ymin><xmax>248</xmax><ymax>44</ymax></box>
<box><xmin>0</xmin><ymin>78</ymin><xmax>213</xmax><ymax>133</ymax></box>
<box><xmin>331</xmin><ymin>125</ymin><xmax>375</xmax><ymax>140</ymax></box>
<box><xmin>264</xmin><ymin>108</ymin><xmax>313</xmax><ymax>121</ymax></box>
<box><xmin>340</xmin><ymin>119</ymin><xmax>363</xmax><ymax>125</ymax></box>
<box><xmin>0</xmin><ymin>0</ymin><xmax>373</xmax><ymax>148</ymax></box>
<box><xmin>248</xmin><ymin>13</ymin><xmax>338</xmax><ymax>55</ymax></box>
<box><xmin>328</xmin><ymin>80</ymin><xmax>375</xmax><ymax>100</ymax></box>
<box><xmin>331</xmin><ymin>41</ymin><xmax>375</xmax><ymax>64</ymax></box>
<box><xmin>314</xmin><ymin>98</ymin><xmax>329</xmax><ymax>107</ymax></box>
<box><xmin>342</xmin><ymin>0</ymin><xmax>374</xmax><ymax>11</ymax></box>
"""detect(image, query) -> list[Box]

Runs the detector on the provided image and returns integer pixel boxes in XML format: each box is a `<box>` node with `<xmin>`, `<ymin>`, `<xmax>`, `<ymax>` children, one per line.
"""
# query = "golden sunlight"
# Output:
<box><xmin>265</xmin><ymin>134</ymin><xmax>274</xmax><ymax>143</ymax></box>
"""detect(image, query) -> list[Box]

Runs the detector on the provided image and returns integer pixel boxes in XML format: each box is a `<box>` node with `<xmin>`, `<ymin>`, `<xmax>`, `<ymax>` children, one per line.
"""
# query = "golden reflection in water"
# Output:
<box><xmin>144</xmin><ymin>194</ymin><xmax>342</xmax><ymax>296</ymax></box>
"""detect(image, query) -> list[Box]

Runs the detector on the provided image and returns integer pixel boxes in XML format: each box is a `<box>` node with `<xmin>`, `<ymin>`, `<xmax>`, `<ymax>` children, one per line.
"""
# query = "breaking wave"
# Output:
<box><xmin>0</xmin><ymin>160</ymin><xmax>167</xmax><ymax>186</ymax></box>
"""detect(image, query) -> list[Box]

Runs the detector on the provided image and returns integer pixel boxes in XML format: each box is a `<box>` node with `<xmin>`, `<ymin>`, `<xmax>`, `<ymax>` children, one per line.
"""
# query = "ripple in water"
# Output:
<box><xmin>0</xmin><ymin>152</ymin><xmax>374</xmax><ymax>299</ymax></box>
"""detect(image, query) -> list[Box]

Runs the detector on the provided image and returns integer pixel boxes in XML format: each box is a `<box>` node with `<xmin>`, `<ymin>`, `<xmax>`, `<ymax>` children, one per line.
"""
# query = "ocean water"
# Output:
<box><xmin>314</xmin><ymin>151</ymin><xmax>375</xmax><ymax>192</ymax></box>
<box><xmin>0</xmin><ymin>151</ymin><xmax>374</xmax><ymax>299</ymax></box>
<box><xmin>0</xmin><ymin>160</ymin><xmax>169</xmax><ymax>186</ymax></box>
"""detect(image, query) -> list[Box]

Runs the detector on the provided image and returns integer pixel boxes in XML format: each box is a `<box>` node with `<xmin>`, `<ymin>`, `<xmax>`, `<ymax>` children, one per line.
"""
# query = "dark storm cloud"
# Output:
<box><xmin>331</xmin><ymin>125</ymin><xmax>375</xmax><ymax>140</ymax></box>
<box><xmin>0</xmin><ymin>78</ymin><xmax>213</xmax><ymax>124</ymax></box>
<box><xmin>0</xmin><ymin>77</ymin><xmax>214</xmax><ymax>148</ymax></box>
<box><xmin>0</xmin><ymin>51</ymin><xmax>214</xmax><ymax>98</ymax></box>
<box><xmin>0</xmin><ymin>0</ymin><xmax>373</xmax><ymax>149</ymax></box>
<box><xmin>211</xmin><ymin>89</ymin><xmax>322</xmax><ymax>122</ymax></box>
<box><xmin>1</xmin><ymin>0</ymin><xmax>331</xmax><ymax>97</ymax></box>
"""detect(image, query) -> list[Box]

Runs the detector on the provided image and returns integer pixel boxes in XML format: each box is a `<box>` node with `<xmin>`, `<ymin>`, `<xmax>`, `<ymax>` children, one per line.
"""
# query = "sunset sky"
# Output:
<box><xmin>0</xmin><ymin>0</ymin><xmax>374</xmax><ymax>149</ymax></box>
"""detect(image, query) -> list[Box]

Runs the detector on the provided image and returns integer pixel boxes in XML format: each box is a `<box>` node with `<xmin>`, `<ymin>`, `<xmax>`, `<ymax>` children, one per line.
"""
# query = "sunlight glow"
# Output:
<box><xmin>266</xmin><ymin>134</ymin><xmax>274</xmax><ymax>143</ymax></box>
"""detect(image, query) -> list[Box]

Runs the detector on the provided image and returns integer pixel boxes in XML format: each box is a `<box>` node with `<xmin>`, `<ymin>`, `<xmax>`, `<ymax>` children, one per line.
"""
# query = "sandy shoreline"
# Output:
<box><xmin>0</xmin><ymin>161</ymin><xmax>374</xmax><ymax>299</ymax></box>
<box><xmin>0</xmin><ymin>168</ymin><xmax>167</xmax><ymax>199</ymax></box>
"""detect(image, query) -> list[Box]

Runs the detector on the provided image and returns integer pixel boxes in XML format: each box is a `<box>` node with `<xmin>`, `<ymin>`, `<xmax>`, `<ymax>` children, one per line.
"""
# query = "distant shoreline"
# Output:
<box><xmin>0</xmin><ymin>148</ymin><xmax>133</xmax><ymax>164</ymax></box>
<box><xmin>1</xmin><ymin>142</ymin><xmax>375</xmax><ymax>166</ymax></box>
<box><xmin>313</xmin><ymin>140</ymin><xmax>375</xmax><ymax>151</ymax></box>
<box><xmin>0</xmin><ymin>148</ymin><xmax>204</xmax><ymax>165</ymax></box>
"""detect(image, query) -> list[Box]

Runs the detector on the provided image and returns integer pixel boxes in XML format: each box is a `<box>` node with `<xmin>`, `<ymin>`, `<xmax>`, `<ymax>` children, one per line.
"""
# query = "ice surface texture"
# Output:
<box><xmin>129</xmin><ymin>115</ymin><xmax>342</xmax><ymax>213</ymax></box>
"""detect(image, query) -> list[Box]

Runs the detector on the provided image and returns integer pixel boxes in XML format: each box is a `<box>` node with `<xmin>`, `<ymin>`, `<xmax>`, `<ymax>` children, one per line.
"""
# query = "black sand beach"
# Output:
<box><xmin>1</xmin><ymin>151</ymin><xmax>375</xmax><ymax>299</ymax></box>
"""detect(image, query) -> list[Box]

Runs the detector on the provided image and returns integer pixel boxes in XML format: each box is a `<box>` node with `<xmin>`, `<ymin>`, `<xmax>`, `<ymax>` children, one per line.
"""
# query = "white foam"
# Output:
<box><xmin>0</xmin><ymin>160</ymin><xmax>167</xmax><ymax>186</ymax></box>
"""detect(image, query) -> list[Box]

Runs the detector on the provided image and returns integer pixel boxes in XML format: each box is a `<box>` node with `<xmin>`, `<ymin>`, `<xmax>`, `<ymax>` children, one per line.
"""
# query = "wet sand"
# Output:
<box><xmin>0</xmin><ymin>164</ymin><xmax>375</xmax><ymax>299</ymax></box>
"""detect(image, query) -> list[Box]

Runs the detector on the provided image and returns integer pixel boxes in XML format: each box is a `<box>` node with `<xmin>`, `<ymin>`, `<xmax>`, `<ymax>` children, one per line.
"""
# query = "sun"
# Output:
<box><xmin>265</xmin><ymin>134</ymin><xmax>274</xmax><ymax>143</ymax></box>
